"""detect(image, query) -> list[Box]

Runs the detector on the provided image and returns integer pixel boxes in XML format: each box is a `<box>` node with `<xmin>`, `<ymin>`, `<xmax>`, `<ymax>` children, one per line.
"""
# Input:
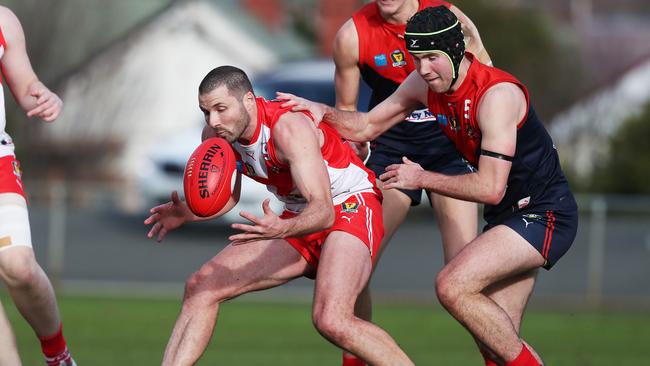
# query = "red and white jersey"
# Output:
<box><xmin>0</xmin><ymin>25</ymin><xmax>12</xmax><ymax>158</ymax></box>
<box><xmin>233</xmin><ymin>98</ymin><xmax>380</xmax><ymax>213</ymax></box>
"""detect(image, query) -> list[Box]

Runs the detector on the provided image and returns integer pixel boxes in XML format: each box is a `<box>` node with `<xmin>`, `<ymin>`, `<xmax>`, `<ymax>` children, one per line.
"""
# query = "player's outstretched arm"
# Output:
<box><xmin>278</xmin><ymin>72</ymin><xmax>423</xmax><ymax>142</ymax></box>
<box><xmin>230</xmin><ymin>113</ymin><xmax>334</xmax><ymax>243</ymax></box>
<box><xmin>0</xmin><ymin>6</ymin><xmax>62</xmax><ymax>122</ymax></box>
<box><xmin>450</xmin><ymin>5</ymin><xmax>492</xmax><ymax>66</ymax></box>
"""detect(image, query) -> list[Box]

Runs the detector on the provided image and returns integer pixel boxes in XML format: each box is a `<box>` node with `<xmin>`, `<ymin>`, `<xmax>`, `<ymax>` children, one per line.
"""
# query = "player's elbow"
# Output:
<box><xmin>355</xmin><ymin>125</ymin><xmax>381</xmax><ymax>142</ymax></box>
<box><xmin>321</xmin><ymin>206</ymin><xmax>335</xmax><ymax>230</ymax></box>
<box><xmin>482</xmin><ymin>186</ymin><xmax>506</xmax><ymax>205</ymax></box>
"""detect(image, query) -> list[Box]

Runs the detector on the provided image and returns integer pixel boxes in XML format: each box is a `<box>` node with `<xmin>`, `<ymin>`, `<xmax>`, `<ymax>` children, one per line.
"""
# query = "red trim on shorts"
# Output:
<box><xmin>543</xmin><ymin>210</ymin><xmax>555</xmax><ymax>259</ymax></box>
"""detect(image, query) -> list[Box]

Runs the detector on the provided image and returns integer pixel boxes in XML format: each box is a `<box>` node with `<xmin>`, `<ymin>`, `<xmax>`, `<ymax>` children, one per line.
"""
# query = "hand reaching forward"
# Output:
<box><xmin>379</xmin><ymin>157</ymin><xmax>424</xmax><ymax>190</ymax></box>
<box><xmin>229</xmin><ymin>198</ymin><xmax>288</xmax><ymax>244</ymax></box>
<box><xmin>144</xmin><ymin>191</ymin><xmax>194</xmax><ymax>242</ymax></box>
<box><xmin>276</xmin><ymin>92</ymin><xmax>326</xmax><ymax>124</ymax></box>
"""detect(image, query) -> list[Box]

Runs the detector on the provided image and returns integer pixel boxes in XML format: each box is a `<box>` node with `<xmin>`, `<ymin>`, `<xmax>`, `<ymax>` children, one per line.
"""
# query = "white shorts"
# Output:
<box><xmin>0</xmin><ymin>193</ymin><xmax>33</xmax><ymax>251</ymax></box>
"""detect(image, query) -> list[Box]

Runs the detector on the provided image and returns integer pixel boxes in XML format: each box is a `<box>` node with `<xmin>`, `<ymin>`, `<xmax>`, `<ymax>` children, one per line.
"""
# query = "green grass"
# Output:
<box><xmin>2</xmin><ymin>294</ymin><xmax>649</xmax><ymax>365</ymax></box>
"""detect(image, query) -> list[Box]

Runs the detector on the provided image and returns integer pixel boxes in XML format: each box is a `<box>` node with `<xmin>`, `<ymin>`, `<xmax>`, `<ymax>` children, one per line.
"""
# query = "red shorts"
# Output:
<box><xmin>0</xmin><ymin>156</ymin><xmax>25</xmax><ymax>197</ymax></box>
<box><xmin>283</xmin><ymin>192</ymin><xmax>383</xmax><ymax>273</ymax></box>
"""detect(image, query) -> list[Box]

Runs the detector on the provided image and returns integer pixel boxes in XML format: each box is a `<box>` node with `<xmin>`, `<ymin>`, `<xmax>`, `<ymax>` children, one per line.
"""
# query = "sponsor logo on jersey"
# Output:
<box><xmin>449</xmin><ymin>116</ymin><xmax>459</xmax><ymax>131</ymax></box>
<box><xmin>373</xmin><ymin>54</ymin><xmax>388</xmax><ymax>67</ymax></box>
<box><xmin>11</xmin><ymin>160</ymin><xmax>21</xmax><ymax>178</ymax></box>
<box><xmin>465</xmin><ymin>124</ymin><xmax>479</xmax><ymax>140</ymax></box>
<box><xmin>405</xmin><ymin>108</ymin><xmax>437</xmax><ymax>123</ymax></box>
<box><xmin>244</xmin><ymin>162</ymin><xmax>256</xmax><ymax>176</ymax></box>
<box><xmin>341</xmin><ymin>202</ymin><xmax>359</xmax><ymax>213</ymax></box>
<box><xmin>437</xmin><ymin>114</ymin><xmax>448</xmax><ymax>127</ymax></box>
<box><xmin>517</xmin><ymin>196</ymin><xmax>531</xmax><ymax>209</ymax></box>
<box><xmin>261</xmin><ymin>142</ymin><xmax>270</xmax><ymax>162</ymax></box>
<box><xmin>390</xmin><ymin>50</ymin><xmax>406</xmax><ymax>67</ymax></box>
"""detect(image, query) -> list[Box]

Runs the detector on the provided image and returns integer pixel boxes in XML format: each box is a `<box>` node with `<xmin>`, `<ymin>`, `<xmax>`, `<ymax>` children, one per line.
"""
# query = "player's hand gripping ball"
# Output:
<box><xmin>183</xmin><ymin>137</ymin><xmax>237</xmax><ymax>217</ymax></box>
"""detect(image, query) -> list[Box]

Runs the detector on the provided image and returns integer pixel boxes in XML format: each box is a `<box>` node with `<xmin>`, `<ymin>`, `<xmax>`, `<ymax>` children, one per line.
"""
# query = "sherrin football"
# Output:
<box><xmin>183</xmin><ymin>137</ymin><xmax>237</xmax><ymax>217</ymax></box>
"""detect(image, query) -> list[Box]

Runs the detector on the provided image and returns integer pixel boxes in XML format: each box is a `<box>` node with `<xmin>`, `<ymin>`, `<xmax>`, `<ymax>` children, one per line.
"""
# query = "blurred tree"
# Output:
<box><xmin>588</xmin><ymin>101</ymin><xmax>650</xmax><ymax>194</ymax></box>
<box><xmin>455</xmin><ymin>0</ymin><xmax>586</xmax><ymax>122</ymax></box>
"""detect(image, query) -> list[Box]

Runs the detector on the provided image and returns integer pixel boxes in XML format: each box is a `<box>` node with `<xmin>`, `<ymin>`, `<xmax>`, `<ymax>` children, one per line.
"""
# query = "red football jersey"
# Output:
<box><xmin>232</xmin><ymin>98</ymin><xmax>380</xmax><ymax>213</ymax></box>
<box><xmin>426</xmin><ymin>53</ymin><xmax>530</xmax><ymax>167</ymax></box>
<box><xmin>353</xmin><ymin>0</ymin><xmax>451</xmax><ymax>85</ymax></box>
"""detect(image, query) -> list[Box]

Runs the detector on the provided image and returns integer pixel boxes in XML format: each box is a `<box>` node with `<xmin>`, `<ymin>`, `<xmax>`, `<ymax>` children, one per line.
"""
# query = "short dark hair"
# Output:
<box><xmin>198</xmin><ymin>65</ymin><xmax>254</xmax><ymax>99</ymax></box>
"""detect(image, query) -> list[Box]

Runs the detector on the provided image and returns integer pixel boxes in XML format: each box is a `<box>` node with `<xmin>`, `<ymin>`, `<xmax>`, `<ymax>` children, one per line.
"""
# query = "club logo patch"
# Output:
<box><xmin>390</xmin><ymin>50</ymin><xmax>406</xmax><ymax>67</ymax></box>
<box><xmin>341</xmin><ymin>202</ymin><xmax>359</xmax><ymax>213</ymax></box>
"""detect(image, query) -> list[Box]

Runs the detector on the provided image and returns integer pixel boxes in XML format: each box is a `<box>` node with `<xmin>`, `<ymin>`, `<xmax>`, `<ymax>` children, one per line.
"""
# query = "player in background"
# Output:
<box><xmin>279</xmin><ymin>6</ymin><xmax>578</xmax><ymax>365</ymax></box>
<box><xmin>145</xmin><ymin>66</ymin><xmax>415</xmax><ymax>366</ymax></box>
<box><xmin>0</xmin><ymin>6</ymin><xmax>76</xmax><ymax>366</ymax></box>
<box><xmin>333</xmin><ymin>1</ymin><xmax>491</xmax><ymax>365</ymax></box>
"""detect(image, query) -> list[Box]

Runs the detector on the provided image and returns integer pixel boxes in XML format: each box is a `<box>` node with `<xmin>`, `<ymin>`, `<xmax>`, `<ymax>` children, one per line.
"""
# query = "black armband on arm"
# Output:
<box><xmin>480</xmin><ymin>149</ymin><xmax>514</xmax><ymax>162</ymax></box>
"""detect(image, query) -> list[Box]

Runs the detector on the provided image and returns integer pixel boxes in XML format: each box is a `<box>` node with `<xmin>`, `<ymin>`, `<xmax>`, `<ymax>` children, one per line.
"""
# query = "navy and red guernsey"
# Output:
<box><xmin>353</xmin><ymin>0</ymin><xmax>452</xmax><ymax>148</ymax></box>
<box><xmin>427</xmin><ymin>52</ymin><xmax>570</xmax><ymax>218</ymax></box>
<box><xmin>427</xmin><ymin>53</ymin><xmax>578</xmax><ymax>268</ymax></box>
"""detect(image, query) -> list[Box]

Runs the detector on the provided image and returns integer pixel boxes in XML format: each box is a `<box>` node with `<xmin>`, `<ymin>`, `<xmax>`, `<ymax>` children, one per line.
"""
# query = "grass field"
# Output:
<box><xmin>2</xmin><ymin>294</ymin><xmax>649</xmax><ymax>365</ymax></box>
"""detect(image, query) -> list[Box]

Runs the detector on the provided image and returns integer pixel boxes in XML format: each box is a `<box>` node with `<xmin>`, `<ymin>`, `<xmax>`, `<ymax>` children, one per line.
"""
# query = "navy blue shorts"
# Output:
<box><xmin>484</xmin><ymin>193</ymin><xmax>578</xmax><ymax>270</ymax></box>
<box><xmin>367</xmin><ymin>143</ymin><xmax>473</xmax><ymax>206</ymax></box>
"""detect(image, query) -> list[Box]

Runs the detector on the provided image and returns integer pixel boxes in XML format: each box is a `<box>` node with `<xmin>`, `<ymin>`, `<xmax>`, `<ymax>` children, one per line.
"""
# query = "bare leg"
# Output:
<box><xmin>436</xmin><ymin>226</ymin><xmax>546</xmax><ymax>362</ymax></box>
<box><xmin>0</xmin><ymin>247</ymin><xmax>62</xmax><ymax>338</ymax></box>
<box><xmin>313</xmin><ymin>231</ymin><xmax>414</xmax><ymax>366</ymax></box>
<box><xmin>0</xmin><ymin>300</ymin><xmax>22</xmax><ymax>366</ymax></box>
<box><xmin>429</xmin><ymin>193</ymin><xmax>542</xmax><ymax>363</ymax></box>
<box><xmin>0</xmin><ymin>194</ymin><xmax>62</xmax><ymax>338</ymax></box>
<box><xmin>429</xmin><ymin>192</ymin><xmax>478</xmax><ymax>263</ymax></box>
<box><xmin>347</xmin><ymin>187</ymin><xmax>410</xmax><ymax>363</ymax></box>
<box><xmin>162</xmin><ymin>239</ymin><xmax>311</xmax><ymax>366</ymax></box>
<box><xmin>354</xmin><ymin>186</ymin><xmax>411</xmax><ymax>320</ymax></box>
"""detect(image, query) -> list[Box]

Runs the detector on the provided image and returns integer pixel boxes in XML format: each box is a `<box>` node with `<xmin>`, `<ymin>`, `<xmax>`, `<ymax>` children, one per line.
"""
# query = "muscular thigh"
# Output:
<box><xmin>429</xmin><ymin>192</ymin><xmax>478</xmax><ymax>262</ymax></box>
<box><xmin>192</xmin><ymin>238</ymin><xmax>312</xmax><ymax>298</ymax></box>
<box><xmin>443</xmin><ymin>225</ymin><xmax>546</xmax><ymax>293</ymax></box>
<box><xmin>314</xmin><ymin>231</ymin><xmax>374</xmax><ymax>306</ymax></box>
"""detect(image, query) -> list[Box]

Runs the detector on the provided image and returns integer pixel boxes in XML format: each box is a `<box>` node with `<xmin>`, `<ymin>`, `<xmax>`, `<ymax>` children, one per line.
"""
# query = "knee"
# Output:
<box><xmin>182</xmin><ymin>269</ymin><xmax>230</xmax><ymax>306</ymax></box>
<box><xmin>0</xmin><ymin>250</ymin><xmax>41</xmax><ymax>288</ymax></box>
<box><xmin>435</xmin><ymin>268</ymin><xmax>465</xmax><ymax>309</ymax></box>
<box><xmin>312</xmin><ymin>305</ymin><xmax>351</xmax><ymax>346</ymax></box>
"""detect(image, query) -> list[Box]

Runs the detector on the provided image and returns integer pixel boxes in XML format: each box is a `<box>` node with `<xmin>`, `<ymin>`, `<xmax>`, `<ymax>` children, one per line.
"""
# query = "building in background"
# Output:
<box><xmin>30</xmin><ymin>0</ymin><xmax>311</xmax><ymax>210</ymax></box>
<box><xmin>550</xmin><ymin>55</ymin><xmax>650</xmax><ymax>179</ymax></box>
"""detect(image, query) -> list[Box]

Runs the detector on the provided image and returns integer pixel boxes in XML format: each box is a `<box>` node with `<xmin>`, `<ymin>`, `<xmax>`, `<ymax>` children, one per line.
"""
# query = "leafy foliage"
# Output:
<box><xmin>589</xmin><ymin>101</ymin><xmax>650</xmax><ymax>194</ymax></box>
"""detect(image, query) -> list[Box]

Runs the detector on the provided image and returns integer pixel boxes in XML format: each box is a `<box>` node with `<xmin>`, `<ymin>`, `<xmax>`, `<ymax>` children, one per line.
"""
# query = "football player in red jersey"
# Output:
<box><xmin>0</xmin><ymin>6</ymin><xmax>76</xmax><ymax>366</ymax></box>
<box><xmin>333</xmin><ymin>1</ymin><xmax>491</xmax><ymax>365</ymax></box>
<box><xmin>279</xmin><ymin>6</ymin><xmax>578</xmax><ymax>365</ymax></box>
<box><xmin>145</xmin><ymin>66</ymin><xmax>414</xmax><ymax>366</ymax></box>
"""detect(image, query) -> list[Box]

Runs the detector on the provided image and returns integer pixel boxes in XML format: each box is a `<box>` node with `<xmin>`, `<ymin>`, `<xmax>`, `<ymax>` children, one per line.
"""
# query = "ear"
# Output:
<box><xmin>244</xmin><ymin>91</ymin><xmax>255</xmax><ymax>106</ymax></box>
